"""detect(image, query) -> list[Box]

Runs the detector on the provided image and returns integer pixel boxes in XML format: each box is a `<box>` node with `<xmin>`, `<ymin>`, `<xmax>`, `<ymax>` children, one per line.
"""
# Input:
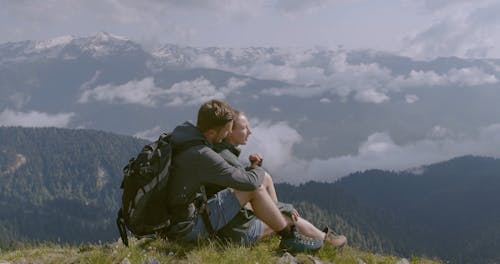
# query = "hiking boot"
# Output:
<box><xmin>323</xmin><ymin>227</ymin><xmax>347</xmax><ymax>249</ymax></box>
<box><xmin>279</xmin><ymin>226</ymin><xmax>323</xmax><ymax>253</ymax></box>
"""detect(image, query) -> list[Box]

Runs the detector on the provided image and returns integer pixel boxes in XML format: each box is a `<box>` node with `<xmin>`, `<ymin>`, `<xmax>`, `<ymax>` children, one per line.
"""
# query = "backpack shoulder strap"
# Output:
<box><xmin>199</xmin><ymin>185</ymin><xmax>216</xmax><ymax>237</ymax></box>
<box><xmin>116</xmin><ymin>210</ymin><xmax>129</xmax><ymax>246</ymax></box>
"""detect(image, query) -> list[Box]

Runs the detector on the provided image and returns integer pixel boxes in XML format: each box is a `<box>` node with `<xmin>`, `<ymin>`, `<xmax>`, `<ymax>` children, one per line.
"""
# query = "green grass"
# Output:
<box><xmin>0</xmin><ymin>237</ymin><xmax>442</xmax><ymax>264</ymax></box>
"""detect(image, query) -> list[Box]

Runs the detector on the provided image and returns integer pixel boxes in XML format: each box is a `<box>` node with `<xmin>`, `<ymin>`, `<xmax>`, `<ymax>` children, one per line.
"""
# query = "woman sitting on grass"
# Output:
<box><xmin>212</xmin><ymin>109</ymin><xmax>347</xmax><ymax>249</ymax></box>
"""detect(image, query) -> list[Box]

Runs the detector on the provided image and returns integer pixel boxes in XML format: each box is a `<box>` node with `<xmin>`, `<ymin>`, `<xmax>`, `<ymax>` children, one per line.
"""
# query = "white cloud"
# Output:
<box><xmin>320</xmin><ymin>53</ymin><xmax>395</xmax><ymax>101</ymax></box>
<box><xmin>403</xmin><ymin>1</ymin><xmax>500</xmax><ymax>58</ymax></box>
<box><xmin>391</xmin><ymin>68</ymin><xmax>498</xmax><ymax>88</ymax></box>
<box><xmin>447</xmin><ymin>67</ymin><xmax>498</xmax><ymax>86</ymax></box>
<box><xmin>0</xmin><ymin>109</ymin><xmax>74</xmax><ymax>127</ymax></box>
<box><xmin>165</xmin><ymin>77</ymin><xmax>220</xmax><ymax>106</ymax></box>
<box><xmin>78</xmin><ymin>76</ymin><xmax>248</xmax><ymax>107</ymax></box>
<box><xmin>248</xmin><ymin>65</ymin><xmax>325</xmax><ymax>86</ymax></box>
<box><xmin>354</xmin><ymin>89</ymin><xmax>390</xmax><ymax>104</ymax></box>
<box><xmin>3</xmin><ymin>0</ymin><xmax>500</xmax><ymax>58</ymax></box>
<box><xmin>427</xmin><ymin>125</ymin><xmax>453</xmax><ymax>139</ymax></box>
<box><xmin>223</xmin><ymin>77</ymin><xmax>248</xmax><ymax>93</ymax></box>
<box><xmin>304</xmin><ymin>125</ymin><xmax>500</xmax><ymax>182</ymax></box>
<box><xmin>248</xmin><ymin>63</ymin><xmax>297</xmax><ymax>83</ymax></box>
<box><xmin>293</xmin><ymin>67</ymin><xmax>326</xmax><ymax>85</ymax></box>
<box><xmin>78</xmin><ymin>77</ymin><xmax>166</xmax><ymax>106</ymax></box>
<box><xmin>260</xmin><ymin>50</ymin><xmax>497</xmax><ymax>104</ymax></box>
<box><xmin>191</xmin><ymin>54</ymin><xmax>219</xmax><ymax>68</ymax></box>
<box><xmin>240</xmin><ymin>120</ymin><xmax>303</xmax><ymax>182</ymax></box>
<box><xmin>391</xmin><ymin>70</ymin><xmax>447</xmax><ymax>88</ymax></box>
<box><xmin>165</xmin><ymin>77</ymin><xmax>246</xmax><ymax>106</ymax></box>
<box><xmin>239</xmin><ymin>120</ymin><xmax>500</xmax><ymax>184</ymax></box>
<box><xmin>262</xmin><ymin>85</ymin><xmax>327</xmax><ymax>98</ymax></box>
<box><xmin>241</xmin><ymin>51</ymin><xmax>327</xmax><ymax>84</ymax></box>
<box><xmin>405</xmin><ymin>94</ymin><xmax>419</xmax><ymax>104</ymax></box>
<box><xmin>319</xmin><ymin>97</ymin><xmax>331</xmax><ymax>103</ymax></box>
<box><xmin>261</xmin><ymin>52</ymin><xmax>394</xmax><ymax>103</ymax></box>
<box><xmin>134</xmin><ymin>126</ymin><xmax>162</xmax><ymax>141</ymax></box>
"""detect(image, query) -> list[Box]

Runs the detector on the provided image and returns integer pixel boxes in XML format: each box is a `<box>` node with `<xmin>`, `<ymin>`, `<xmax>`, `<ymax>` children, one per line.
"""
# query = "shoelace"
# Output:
<box><xmin>292</xmin><ymin>230</ymin><xmax>321</xmax><ymax>246</ymax></box>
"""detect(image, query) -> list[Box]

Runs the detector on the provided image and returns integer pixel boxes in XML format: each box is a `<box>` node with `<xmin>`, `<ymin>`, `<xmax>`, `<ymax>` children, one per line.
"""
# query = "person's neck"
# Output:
<box><xmin>202</xmin><ymin>131</ymin><xmax>215</xmax><ymax>145</ymax></box>
<box><xmin>224</xmin><ymin>139</ymin><xmax>239</xmax><ymax>147</ymax></box>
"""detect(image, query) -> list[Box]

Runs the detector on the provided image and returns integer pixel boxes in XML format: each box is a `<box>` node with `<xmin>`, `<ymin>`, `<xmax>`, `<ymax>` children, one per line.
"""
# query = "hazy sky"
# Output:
<box><xmin>3</xmin><ymin>1</ymin><xmax>500</xmax><ymax>182</ymax></box>
<box><xmin>2</xmin><ymin>0</ymin><xmax>500</xmax><ymax>58</ymax></box>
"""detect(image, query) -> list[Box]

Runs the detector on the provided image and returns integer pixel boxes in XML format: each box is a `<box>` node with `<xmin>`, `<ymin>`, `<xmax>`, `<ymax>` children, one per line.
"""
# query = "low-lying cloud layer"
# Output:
<box><xmin>177</xmin><ymin>48</ymin><xmax>500</xmax><ymax>104</ymax></box>
<box><xmin>257</xmin><ymin>52</ymin><xmax>497</xmax><ymax>103</ymax></box>
<box><xmin>241</xmin><ymin>120</ymin><xmax>500</xmax><ymax>184</ymax></box>
<box><xmin>78</xmin><ymin>77</ymin><xmax>247</xmax><ymax>107</ymax></box>
<box><xmin>0</xmin><ymin>109</ymin><xmax>75</xmax><ymax>127</ymax></box>
<box><xmin>78</xmin><ymin>77</ymin><xmax>165</xmax><ymax>106</ymax></box>
<box><xmin>166</xmin><ymin>77</ymin><xmax>247</xmax><ymax>106</ymax></box>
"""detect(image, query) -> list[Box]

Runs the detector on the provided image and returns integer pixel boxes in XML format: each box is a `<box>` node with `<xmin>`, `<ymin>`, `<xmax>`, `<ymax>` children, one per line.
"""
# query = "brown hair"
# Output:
<box><xmin>231</xmin><ymin>109</ymin><xmax>244</xmax><ymax>130</ymax></box>
<box><xmin>197</xmin><ymin>99</ymin><xmax>234</xmax><ymax>132</ymax></box>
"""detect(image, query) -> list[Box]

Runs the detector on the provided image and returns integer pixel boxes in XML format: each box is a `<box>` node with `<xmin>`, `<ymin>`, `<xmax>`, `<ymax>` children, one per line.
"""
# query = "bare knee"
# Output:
<box><xmin>233</xmin><ymin>185</ymin><xmax>266</xmax><ymax>206</ymax></box>
<box><xmin>264</xmin><ymin>172</ymin><xmax>273</xmax><ymax>185</ymax></box>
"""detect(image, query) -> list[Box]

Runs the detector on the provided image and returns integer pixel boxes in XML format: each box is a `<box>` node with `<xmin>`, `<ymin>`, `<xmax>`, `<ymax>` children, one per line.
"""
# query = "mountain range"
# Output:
<box><xmin>1</xmin><ymin>127</ymin><xmax>499</xmax><ymax>263</ymax></box>
<box><xmin>2</xmin><ymin>33</ymin><xmax>500</xmax><ymax>183</ymax></box>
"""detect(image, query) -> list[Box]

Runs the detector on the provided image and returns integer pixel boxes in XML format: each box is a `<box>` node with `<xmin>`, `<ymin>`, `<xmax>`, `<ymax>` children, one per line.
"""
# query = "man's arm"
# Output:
<box><xmin>197</xmin><ymin>147</ymin><xmax>265</xmax><ymax>190</ymax></box>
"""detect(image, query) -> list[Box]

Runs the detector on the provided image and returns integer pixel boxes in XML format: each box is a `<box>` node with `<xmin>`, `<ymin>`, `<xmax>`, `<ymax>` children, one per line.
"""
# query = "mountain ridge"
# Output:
<box><xmin>3</xmin><ymin>33</ymin><xmax>500</xmax><ymax>167</ymax></box>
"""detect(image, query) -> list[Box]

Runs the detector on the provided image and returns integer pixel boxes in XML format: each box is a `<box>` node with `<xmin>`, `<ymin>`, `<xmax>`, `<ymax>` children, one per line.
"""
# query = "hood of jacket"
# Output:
<box><xmin>170</xmin><ymin>121</ymin><xmax>209</xmax><ymax>147</ymax></box>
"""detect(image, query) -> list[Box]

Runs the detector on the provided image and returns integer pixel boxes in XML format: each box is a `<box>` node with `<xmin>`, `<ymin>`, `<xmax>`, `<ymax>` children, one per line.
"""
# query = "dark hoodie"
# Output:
<box><xmin>166</xmin><ymin>122</ymin><xmax>265</xmax><ymax>213</ymax></box>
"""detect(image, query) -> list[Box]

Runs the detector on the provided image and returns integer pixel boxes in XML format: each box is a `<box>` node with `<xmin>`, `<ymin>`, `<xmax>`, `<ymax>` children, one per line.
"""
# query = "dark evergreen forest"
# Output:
<box><xmin>1</xmin><ymin>127</ymin><xmax>499</xmax><ymax>263</ymax></box>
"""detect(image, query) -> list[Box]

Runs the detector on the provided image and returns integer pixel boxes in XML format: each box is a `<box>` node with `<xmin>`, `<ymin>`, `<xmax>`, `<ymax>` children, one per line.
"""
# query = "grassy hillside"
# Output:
<box><xmin>0</xmin><ymin>237</ymin><xmax>441</xmax><ymax>264</ymax></box>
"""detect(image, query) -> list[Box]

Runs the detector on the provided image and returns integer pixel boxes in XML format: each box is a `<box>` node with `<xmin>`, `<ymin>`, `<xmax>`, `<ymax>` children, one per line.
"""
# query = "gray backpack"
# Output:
<box><xmin>116</xmin><ymin>133</ymin><xmax>205</xmax><ymax>246</ymax></box>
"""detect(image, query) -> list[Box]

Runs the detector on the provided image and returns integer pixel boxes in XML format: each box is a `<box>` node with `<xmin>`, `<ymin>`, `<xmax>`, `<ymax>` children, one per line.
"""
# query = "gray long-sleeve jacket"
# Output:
<box><xmin>166</xmin><ymin>122</ymin><xmax>265</xmax><ymax>211</ymax></box>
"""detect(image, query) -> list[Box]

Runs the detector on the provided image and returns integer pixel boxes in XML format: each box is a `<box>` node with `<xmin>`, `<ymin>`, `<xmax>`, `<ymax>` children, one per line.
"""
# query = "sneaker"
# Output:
<box><xmin>279</xmin><ymin>226</ymin><xmax>323</xmax><ymax>253</ymax></box>
<box><xmin>323</xmin><ymin>227</ymin><xmax>347</xmax><ymax>249</ymax></box>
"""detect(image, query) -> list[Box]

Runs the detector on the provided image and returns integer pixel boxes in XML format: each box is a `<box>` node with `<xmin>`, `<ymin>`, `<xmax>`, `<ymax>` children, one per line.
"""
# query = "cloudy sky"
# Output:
<box><xmin>2</xmin><ymin>0</ymin><xmax>500</xmax><ymax>58</ymax></box>
<box><xmin>3</xmin><ymin>0</ymin><xmax>500</xmax><ymax>183</ymax></box>
<box><xmin>241</xmin><ymin>121</ymin><xmax>500</xmax><ymax>183</ymax></box>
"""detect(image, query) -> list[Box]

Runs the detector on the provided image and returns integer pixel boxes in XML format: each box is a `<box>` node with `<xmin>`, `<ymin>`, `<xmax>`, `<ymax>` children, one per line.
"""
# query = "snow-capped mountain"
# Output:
<box><xmin>3</xmin><ymin>33</ymin><xmax>500</xmax><ymax>182</ymax></box>
<box><xmin>153</xmin><ymin>44</ymin><xmax>285</xmax><ymax>67</ymax></box>
<box><xmin>0</xmin><ymin>33</ymin><xmax>145</xmax><ymax>64</ymax></box>
<box><xmin>152</xmin><ymin>44</ymin><xmax>338</xmax><ymax>75</ymax></box>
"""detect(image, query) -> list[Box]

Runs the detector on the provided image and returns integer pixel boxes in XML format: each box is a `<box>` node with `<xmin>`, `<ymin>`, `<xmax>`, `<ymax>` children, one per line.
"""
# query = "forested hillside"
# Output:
<box><xmin>1</xmin><ymin>127</ymin><xmax>499</xmax><ymax>263</ymax></box>
<box><xmin>334</xmin><ymin>156</ymin><xmax>500</xmax><ymax>263</ymax></box>
<box><xmin>0</xmin><ymin>127</ymin><xmax>378</xmax><ymax>250</ymax></box>
<box><xmin>0</xmin><ymin>127</ymin><xmax>148</xmax><ymax>244</ymax></box>
<box><xmin>276</xmin><ymin>156</ymin><xmax>500</xmax><ymax>264</ymax></box>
